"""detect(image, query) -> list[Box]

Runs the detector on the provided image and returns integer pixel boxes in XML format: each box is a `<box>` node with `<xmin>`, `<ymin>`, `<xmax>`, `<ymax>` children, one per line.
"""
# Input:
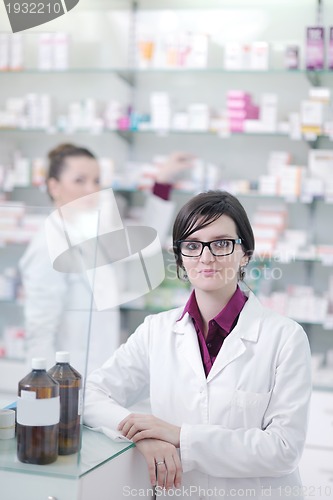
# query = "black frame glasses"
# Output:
<box><xmin>177</xmin><ymin>238</ymin><xmax>242</xmax><ymax>257</ymax></box>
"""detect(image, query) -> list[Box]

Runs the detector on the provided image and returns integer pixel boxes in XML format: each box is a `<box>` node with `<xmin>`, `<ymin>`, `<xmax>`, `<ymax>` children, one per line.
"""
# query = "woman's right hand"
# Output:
<box><xmin>154</xmin><ymin>152</ymin><xmax>194</xmax><ymax>184</ymax></box>
<box><xmin>135</xmin><ymin>438</ymin><xmax>182</xmax><ymax>491</ymax></box>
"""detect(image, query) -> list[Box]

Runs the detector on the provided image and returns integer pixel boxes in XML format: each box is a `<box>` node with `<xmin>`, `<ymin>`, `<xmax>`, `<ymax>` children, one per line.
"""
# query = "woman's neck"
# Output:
<box><xmin>195</xmin><ymin>283</ymin><xmax>237</xmax><ymax>336</ymax></box>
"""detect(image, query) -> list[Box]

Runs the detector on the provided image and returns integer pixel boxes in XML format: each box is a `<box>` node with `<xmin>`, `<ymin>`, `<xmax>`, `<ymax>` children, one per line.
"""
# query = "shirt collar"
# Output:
<box><xmin>214</xmin><ymin>286</ymin><xmax>247</xmax><ymax>333</ymax></box>
<box><xmin>178</xmin><ymin>289</ymin><xmax>201</xmax><ymax>323</ymax></box>
<box><xmin>177</xmin><ymin>286</ymin><xmax>247</xmax><ymax>334</ymax></box>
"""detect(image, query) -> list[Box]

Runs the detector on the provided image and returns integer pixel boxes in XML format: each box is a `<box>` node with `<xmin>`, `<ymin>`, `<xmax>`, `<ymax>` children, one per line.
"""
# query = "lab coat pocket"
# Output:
<box><xmin>229</xmin><ymin>390</ymin><xmax>272</xmax><ymax>429</ymax></box>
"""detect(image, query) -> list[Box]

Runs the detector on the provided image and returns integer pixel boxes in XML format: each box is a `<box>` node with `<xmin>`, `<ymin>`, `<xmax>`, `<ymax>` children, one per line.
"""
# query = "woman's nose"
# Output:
<box><xmin>85</xmin><ymin>182</ymin><xmax>99</xmax><ymax>194</ymax></box>
<box><xmin>200</xmin><ymin>245</ymin><xmax>215</xmax><ymax>262</ymax></box>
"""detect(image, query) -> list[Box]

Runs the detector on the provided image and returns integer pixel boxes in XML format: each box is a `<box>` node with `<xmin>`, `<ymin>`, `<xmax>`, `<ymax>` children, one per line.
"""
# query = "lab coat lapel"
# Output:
<box><xmin>206</xmin><ymin>291</ymin><xmax>263</xmax><ymax>383</ymax></box>
<box><xmin>206</xmin><ymin>336</ymin><xmax>246</xmax><ymax>382</ymax></box>
<box><xmin>173</xmin><ymin>313</ymin><xmax>206</xmax><ymax>383</ymax></box>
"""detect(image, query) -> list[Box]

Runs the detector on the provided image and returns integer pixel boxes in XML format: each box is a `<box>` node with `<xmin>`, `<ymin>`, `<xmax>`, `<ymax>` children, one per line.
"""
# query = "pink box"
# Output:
<box><xmin>306</xmin><ymin>27</ymin><xmax>325</xmax><ymax>70</ymax></box>
<box><xmin>227</xmin><ymin>106</ymin><xmax>259</xmax><ymax>120</ymax></box>
<box><xmin>227</xmin><ymin>109</ymin><xmax>248</xmax><ymax>119</ymax></box>
<box><xmin>227</xmin><ymin>105</ymin><xmax>259</xmax><ymax>120</ymax></box>
<box><xmin>227</xmin><ymin>99</ymin><xmax>253</xmax><ymax>110</ymax></box>
<box><xmin>227</xmin><ymin>90</ymin><xmax>251</xmax><ymax>100</ymax></box>
<box><xmin>117</xmin><ymin>116</ymin><xmax>130</xmax><ymax>130</ymax></box>
<box><xmin>229</xmin><ymin>119</ymin><xmax>244</xmax><ymax>133</ymax></box>
<box><xmin>328</xmin><ymin>27</ymin><xmax>333</xmax><ymax>70</ymax></box>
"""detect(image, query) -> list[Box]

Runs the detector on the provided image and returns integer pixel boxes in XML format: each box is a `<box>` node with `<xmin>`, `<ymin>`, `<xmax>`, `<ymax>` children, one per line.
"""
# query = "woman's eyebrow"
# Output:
<box><xmin>185</xmin><ymin>234</ymin><xmax>235</xmax><ymax>240</ymax></box>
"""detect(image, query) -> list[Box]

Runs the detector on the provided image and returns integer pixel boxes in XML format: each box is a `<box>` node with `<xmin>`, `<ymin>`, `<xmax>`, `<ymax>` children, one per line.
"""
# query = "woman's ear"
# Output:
<box><xmin>240</xmin><ymin>252</ymin><xmax>250</xmax><ymax>268</ymax></box>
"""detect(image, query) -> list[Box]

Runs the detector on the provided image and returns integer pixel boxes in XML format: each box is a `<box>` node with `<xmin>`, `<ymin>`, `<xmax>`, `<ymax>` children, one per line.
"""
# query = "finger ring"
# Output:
<box><xmin>155</xmin><ymin>460</ymin><xmax>165</xmax><ymax>466</ymax></box>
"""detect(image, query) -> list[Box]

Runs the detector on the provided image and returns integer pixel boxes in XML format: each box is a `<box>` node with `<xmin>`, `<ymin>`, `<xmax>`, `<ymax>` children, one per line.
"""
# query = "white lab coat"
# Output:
<box><xmin>84</xmin><ymin>291</ymin><xmax>312</xmax><ymax>499</ymax></box>
<box><xmin>19</xmin><ymin>194</ymin><xmax>175</xmax><ymax>375</ymax></box>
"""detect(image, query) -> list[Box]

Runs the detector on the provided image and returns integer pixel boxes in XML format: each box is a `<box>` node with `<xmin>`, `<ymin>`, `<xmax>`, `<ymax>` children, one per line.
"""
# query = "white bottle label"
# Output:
<box><xmin>17</xmin><ymin>395</ymin><xmax>60</xmax><ymax>426</ymax></box>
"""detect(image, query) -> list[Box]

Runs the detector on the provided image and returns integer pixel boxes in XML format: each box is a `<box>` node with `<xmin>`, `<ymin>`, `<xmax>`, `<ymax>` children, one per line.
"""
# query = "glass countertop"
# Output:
<box><xmin>0</xmin><ymin>426</ymin><xmax>134</xmax><ymax>479</ymax></box>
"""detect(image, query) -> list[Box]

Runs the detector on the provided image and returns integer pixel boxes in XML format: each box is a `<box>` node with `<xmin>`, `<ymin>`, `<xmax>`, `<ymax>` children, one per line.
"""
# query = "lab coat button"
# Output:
<box><xmin>199</xmin><ymin>386</ymin><xmax>204</xmax><ymax>393</ymax></box>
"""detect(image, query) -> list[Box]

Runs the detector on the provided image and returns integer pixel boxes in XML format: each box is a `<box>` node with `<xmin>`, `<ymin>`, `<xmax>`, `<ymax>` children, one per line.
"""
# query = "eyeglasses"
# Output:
<box><xmin>177</xmin><ymin>238</ymin><xmax>242</xmax><ymax>257</ymax></box>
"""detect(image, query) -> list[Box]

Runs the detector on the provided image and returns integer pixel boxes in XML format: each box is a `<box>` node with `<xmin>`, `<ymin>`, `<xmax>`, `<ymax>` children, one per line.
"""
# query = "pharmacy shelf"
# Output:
<box><xmin>3</xmin><ymin>186</ymin><xmax>333</xmax><ymax>206</ymax></box>
<box><xmin>120</xmin><ymin>302</ymin><xmax>329</xmax><ymax>325</ymax></box>
<box><xmin>0</xmin><ymin>128</ymin><xmax>286</xmax><ymax>135</ymax></box>
<box><xmin>0</xmin><ymin>0</ymin><xmax>323</xmax><ymax>14</ymax></box>
<box><xmin>253</xmin><ymin>255</ymin><xmax>327</xmax><ymax>264</ymax></box>
<box><xmin>2</xmin><ymin>68</ymin><xmax>333</xmax><ymax>75</ymax></box>
<box><xmin>70</xmin><ymin>0</ymin><xmax>333</xmax><ymax>12</ymax></box>
<box><xmin>0</xmin><ymin>186</ymin><xmax>327</xmax><ymax>206</ymax></box>
<box><xmin>0</xmin><ymin>239</ymin><xmax>36</xmax><ymax>247</ymax></box>
<box><xmin>94</xmin><ymin>188</ymin><xmax>330</xmax><ymax>205</ymax></box>
<box><xmin>312</xmin><ymin>385</ymin><xmax>333</xmax><ymax>393</ymax></box>
<box><xmin>1</xmin><ymin>127</ymin><xmax>330</xmax><ymax>141</ymax></box>
<box><xmin>1</xmin><ymin>241</ymin><xmax>332</xmax><ymax>266</ymax></box>
<box><xmin>1</xmin><ymin>0</ymin><xmax>333</xmax><ymax>398</ymax></box>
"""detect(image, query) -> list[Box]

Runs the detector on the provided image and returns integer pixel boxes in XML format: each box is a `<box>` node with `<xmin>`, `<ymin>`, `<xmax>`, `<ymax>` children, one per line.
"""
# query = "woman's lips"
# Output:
<box><xmin>200</xmin><ymin>269</ymin><xmax>217</xmax><ymax>276</ymax></box>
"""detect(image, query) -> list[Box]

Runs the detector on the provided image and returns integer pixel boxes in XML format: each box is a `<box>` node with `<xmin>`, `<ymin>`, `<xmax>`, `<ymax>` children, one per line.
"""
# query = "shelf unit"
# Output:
<box><xmin>1</xmin><ymin>1</ymin><xmax>333</xmax><ymax>496</ymax></box>
<box><xmin>0</xmin><ymin>1</ymin><xmax>333</xmax><ymax>377</ymax></box>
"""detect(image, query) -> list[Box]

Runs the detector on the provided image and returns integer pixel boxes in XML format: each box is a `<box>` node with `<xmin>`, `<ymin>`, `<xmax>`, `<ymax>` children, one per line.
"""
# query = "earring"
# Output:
<box><xmin>239</xmin><ymin>265</ymin><xmax>246</xmax><ymax>281</ymax></box>
<box><xmin>182</xmin><ymin>267</ymin><xmax>189</xmax><ymax>281</ymax></box>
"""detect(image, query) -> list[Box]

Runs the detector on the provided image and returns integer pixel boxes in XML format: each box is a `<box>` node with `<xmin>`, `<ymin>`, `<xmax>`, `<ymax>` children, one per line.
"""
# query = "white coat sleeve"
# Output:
<box><xmin>180</xmin><ymin>324</ymin><xmax>312</xmax><ymax>478</ymax></box>
<box><xmin>140</xmin><ymin>194</ymin><xmax>175</xmax><ymax>245</ymax></box>
<box><xmin>19</xmin><ymin>233</ymin><xmax>68</xmax><ymax>368</ymax></box>
<box><xmin>83</xmin><ymin>315</ymin><xmax>151</xmax><ymax>440</ymax></box>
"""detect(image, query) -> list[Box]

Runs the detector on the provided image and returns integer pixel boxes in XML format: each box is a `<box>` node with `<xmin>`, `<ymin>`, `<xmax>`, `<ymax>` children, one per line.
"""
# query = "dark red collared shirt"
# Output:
<box><xmin>178</xmin><ymin>287</ymin><xmax>248</xmax><ymax>376</ymax></box>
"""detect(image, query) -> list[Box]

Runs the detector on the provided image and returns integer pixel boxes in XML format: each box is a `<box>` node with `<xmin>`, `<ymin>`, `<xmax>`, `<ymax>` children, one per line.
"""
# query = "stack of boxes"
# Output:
<box><xmin>252</xmin><ymin>205</ymin><xmax>287</xmax><ymax>257</ymax></box>
<box><xmin>38</xmin><ymin>33</ymin><xmax>70</xmax><ymax>71</ymax></box>
<box><xmin>0</xmin><ymin>34</ymin><xmax>23</xmax><ymax>71</ymax></box>
<box><xmin>258</xmin><ymin>151</ymin><xmax>306</xmax><ymax>200</ymax></box>
<box><xmin>226</xmin><ymin>91</ymin><xmax>259</xmax><ymax>133</ymax></box>
<box><xmin>257</xmin><ymin>147</ymin><xmax>333</xmax><ymax>202</ymax></box>
<box><xmin>300</xmin><ymin>87</ymin><xmax>331</xmax><ymax>136</ymax></box>
<box><xmin>226</xmin><ymin>90</ymin><xmax>279</xmax><ymax>134</ymax></box>
<box><xmin>308</xmin><ymin>149</ymin><xmax>333</xmax><ymax>202</ymax></box>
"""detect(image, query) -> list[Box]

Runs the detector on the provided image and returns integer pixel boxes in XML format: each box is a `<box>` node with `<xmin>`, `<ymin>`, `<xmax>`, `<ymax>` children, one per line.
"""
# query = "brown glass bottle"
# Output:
<box><xmin>17</xmin><ymin>358</ymin><xmax>60</xmax><ymax>465</ymax></box>
<box><xmin>48</xmin><ymin>351</ymin><xmax>82</xmax><ymax>455</ymax></box>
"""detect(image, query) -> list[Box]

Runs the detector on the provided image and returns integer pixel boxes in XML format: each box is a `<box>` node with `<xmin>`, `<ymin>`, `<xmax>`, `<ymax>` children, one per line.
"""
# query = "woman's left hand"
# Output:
<box><xmin>118</xmin><ymin>414</ymin><xmax>181</xmax><ymax>448</ymax></box>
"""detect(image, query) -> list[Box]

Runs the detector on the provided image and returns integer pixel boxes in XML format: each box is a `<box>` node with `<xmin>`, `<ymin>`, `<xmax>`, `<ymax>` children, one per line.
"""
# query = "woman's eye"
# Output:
<box><xmin>215</xmin><ymin>240</ymin><xmax>227</xmax><ymax>247</ymax></box>
<box><xmin>74</xmin><ymin>178</ymin><xmax>85</xmax><ymax>184</ymax></box>
<box><xmin>186</xmin><ymin>242</ymin><xmax>200</xmax><ymax>250</ymax></box>
<box><xmin>214</xmin><ymin>240</ymin><xmax>230</xmax><ymax>248</ymax></box>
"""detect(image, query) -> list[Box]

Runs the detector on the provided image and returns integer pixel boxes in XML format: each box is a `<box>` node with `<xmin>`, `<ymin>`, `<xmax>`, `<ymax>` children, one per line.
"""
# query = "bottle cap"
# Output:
<box><xmin>31</xmin><ymin>358</ymin><xmax>47</xmax><ymax>370</ymax></box>
<box><xmin>0</xmin><ymin>409</ymin><xmax>15</xmax><ymax>439</ymax></box>
<box><xmin>56</xmin><ymin>351</ymin><xmax>70</xmax><ymax>363</ymax></box>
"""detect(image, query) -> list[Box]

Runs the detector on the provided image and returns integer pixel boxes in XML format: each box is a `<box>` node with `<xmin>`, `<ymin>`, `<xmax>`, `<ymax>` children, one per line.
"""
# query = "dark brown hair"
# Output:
<box><xmin>172</xmin><ymin>190</ymin><xmax>255</xmax><ymax>279</ymax></box>
<box><xmin>47</xmin><ymin>143</ymin><xmax>96</xmax><ymax>181</ymax></box>
<box><xmin>46</xmin><ymin>143</ymin><xmax>97</xmax><ymax>200</ymax></box>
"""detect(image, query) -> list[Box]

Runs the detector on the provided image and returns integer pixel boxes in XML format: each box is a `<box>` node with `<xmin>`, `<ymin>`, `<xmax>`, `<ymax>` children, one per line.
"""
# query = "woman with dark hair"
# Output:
<box><xmin>84</xmin><ymin>191</ymin><xmax>311</xmax><ymax>499</ymax></box>
<box><xmin>19</xmin><ymin>143</ymin><xmax>191</xmax><ymax>374</ymax></box>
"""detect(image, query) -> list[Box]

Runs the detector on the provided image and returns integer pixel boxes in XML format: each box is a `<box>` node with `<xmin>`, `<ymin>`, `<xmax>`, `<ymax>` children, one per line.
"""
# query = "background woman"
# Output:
<box><xmin>19</xmin><ymin>143</ymin><xmax>192</xmax><ymax>374</ymax></box>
